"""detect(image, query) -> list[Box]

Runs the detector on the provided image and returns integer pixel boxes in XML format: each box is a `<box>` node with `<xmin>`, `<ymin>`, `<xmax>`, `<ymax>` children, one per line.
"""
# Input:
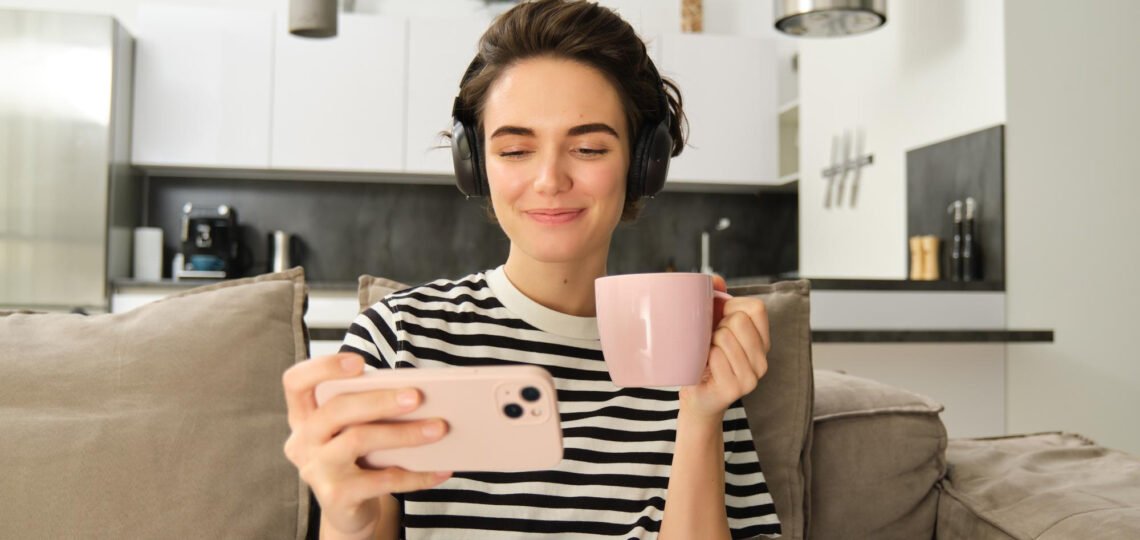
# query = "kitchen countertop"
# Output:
<box><xmin>116</xmin><ymin>277</ymin><xmax>1049</xmax><ymax>344</ymax></box>
<box><xmin>117</xmin><ymin>276</ymin><xmax>1005</xmax><ymax>294</ymax></box>
<box><xmin>306</xmin><ymin>327</ymin><xmax>1053</xmax><ymax>343</ymax></box>
<box><xmin>726</xmin><ymin>276</ymin><xmax>1004</xmax><ymax>292</ymax></box>
<box><xmin>113</xmin><ymin>278</ymin><xmax>359</xmax><ymax>292</ymax></box>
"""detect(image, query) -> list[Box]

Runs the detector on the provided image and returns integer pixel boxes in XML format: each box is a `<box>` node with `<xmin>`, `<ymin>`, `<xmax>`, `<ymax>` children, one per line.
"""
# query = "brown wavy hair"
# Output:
<box><xmin>443</xmin><ymin>0</ymin><xmax>688</xmax><ymax>222</ymax></box>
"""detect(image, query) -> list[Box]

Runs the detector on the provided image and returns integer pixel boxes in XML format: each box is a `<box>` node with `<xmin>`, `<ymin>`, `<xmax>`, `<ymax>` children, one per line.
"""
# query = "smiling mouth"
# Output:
<box><xmin>525</xmin><ymin>209</ymin><xmax>584</xmax><ymax>224</ymax></box>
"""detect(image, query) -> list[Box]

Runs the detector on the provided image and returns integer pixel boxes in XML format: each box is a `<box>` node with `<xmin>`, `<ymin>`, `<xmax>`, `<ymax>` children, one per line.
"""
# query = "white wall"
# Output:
<box><xmin>1003</xmin><ymin>0</ymin><xmax>1140</xmax><ymax>455</ymax></box>
<box><xmin>797</xmin><ymin>0</ymin><xmax>1006</xmax><ymax>279</ymax></box>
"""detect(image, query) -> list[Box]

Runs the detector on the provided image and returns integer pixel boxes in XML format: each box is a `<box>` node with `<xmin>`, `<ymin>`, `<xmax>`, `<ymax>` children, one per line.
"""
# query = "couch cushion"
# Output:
<box><xmin>356</xmin><ymin>274</ymin><xmax>410</xmax><ymax>312</ymax></box>
<box><xmin>810</xmin><ymin>369</ymin><xmax>947</xmax><ymax>539</ymax></box>
<box><xmin>0</xmin><ymin>269</ymin><xmax>310</xmax><ymax>540</ymax></box>
<box><xmin>937</xmin><ymin>432</ymin><xmax>1140</xmax><ymax>540</ymax></box>
<box><xmin>359</xmin><ymin>276</ymin><xmax>815</xmax><ymax>540</ymax></box>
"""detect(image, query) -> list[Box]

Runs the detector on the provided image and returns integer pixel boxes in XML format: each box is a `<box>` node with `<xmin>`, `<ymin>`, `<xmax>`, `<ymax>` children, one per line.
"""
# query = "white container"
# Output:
<box><xmin>132</xmin><ymin>227</ymin><xmax>164</xmax><ymax>281</ymax></box>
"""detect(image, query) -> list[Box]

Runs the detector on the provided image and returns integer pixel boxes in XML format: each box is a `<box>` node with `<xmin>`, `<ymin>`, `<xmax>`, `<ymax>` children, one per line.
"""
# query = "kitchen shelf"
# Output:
<box><xmin>812</xmin><ymin>329</ymin><xmax>1053</xmax><ymax>344</ymax></box>
<box><xmin>778</xmin><ymin>100</ymin><xmax>799</xmax><ymax>181</ymax></box>
<box><xmin>727</xmin><ymin>278</ymin><xmax>1005</xmax><ymax>293</ymax></box>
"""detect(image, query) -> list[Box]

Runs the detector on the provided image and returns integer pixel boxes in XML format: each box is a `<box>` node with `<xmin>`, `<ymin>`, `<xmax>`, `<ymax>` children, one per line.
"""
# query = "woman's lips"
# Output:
<box><xmin>525</xmin><ymin>209</ymin><xmax>584</xmax><ymax>224</ymax></box>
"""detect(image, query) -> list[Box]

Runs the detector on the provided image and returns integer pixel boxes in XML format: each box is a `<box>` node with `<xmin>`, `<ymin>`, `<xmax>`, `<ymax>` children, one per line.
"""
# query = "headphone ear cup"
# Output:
<box><xmin>639</xmin><ymin>119</ymin><xmax>673</xmax><ymax>198</ymax></box>
<box><xmin>625</xmin><ymin>122</ymin><xmax>653</xmax><ymax>200</ymax></box>
<box><xmin>451</xmin><ymin>118</ymin><xmax>485</xmax><ymax>197</ymax></box>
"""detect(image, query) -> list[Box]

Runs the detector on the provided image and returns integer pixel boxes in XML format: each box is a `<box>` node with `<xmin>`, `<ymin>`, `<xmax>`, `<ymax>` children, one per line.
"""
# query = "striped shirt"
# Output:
<box><xmin>340</xmin><ymin>266</ymin><xmax>782</xmax><ymax>539</ymax></box>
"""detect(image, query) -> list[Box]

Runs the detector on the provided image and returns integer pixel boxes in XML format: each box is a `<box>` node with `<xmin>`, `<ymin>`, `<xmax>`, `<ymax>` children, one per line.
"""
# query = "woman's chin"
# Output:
<box><xmin>519</xmin><ymin>242</ymin><xmax>596</xmax><ymax>264</ymax></box>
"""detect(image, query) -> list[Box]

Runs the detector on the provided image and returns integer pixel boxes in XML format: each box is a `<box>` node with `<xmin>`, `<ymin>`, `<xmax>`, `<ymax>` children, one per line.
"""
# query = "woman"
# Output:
<box><xmin>282</xmin><ymin>1</ymin><xmax>781</xmax><ymax>538</ymax></box>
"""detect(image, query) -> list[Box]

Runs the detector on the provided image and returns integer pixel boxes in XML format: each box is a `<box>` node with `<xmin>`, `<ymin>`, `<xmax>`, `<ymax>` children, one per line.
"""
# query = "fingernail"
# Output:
<box><xmin>422</xmin><ymin>421</ymin><xmax>444</xmax><ymax>438</ymax></box>
<box><xmin>397</xmin><ymin>389</ymin><xmax>418</xmax><ymax>407</ymax></box>
<box><xmin>434</xmin><ymin>471</ymin><xmax>452</xmax><ymax>480</ymax></box>
<box><xmin>340</xmin><ymin>356</ymin><xmax>360</xmax><ymax>372</ymax></box>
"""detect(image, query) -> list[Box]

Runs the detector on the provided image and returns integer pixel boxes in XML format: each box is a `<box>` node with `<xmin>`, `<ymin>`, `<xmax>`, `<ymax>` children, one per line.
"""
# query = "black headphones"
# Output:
<box><xmin>450</xmin><ymin>55</ymin><xmax>674</xmax><ymax>199</ymax></box>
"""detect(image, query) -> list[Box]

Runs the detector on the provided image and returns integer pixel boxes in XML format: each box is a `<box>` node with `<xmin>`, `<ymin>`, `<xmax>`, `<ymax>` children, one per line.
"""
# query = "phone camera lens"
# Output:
<box><xmin>521</xmin><ymin>386</ymin><xmax>541</xmax><ymax>402</ymax></box>
<box><xmin>504</xmin><ymin>404</ymin><xmax>523</xmax><ymax>418</ymax></box>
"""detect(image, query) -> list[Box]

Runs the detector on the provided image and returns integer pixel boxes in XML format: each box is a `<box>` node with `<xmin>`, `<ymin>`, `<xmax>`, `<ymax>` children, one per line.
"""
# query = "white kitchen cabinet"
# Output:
<box><xmin>272</xmin><ymin>14</ymin><xmax>408</xmax><ymax>172</ymax></box>
<box><xmin>657</xmin><ymin>33</ymin><xmax>778</xmax><ymax>185</ymax></box>
<box><xmin>403</xmin><ymin>17</ymin><xmax>490</xmax><ymax>174</ymax></box>
<box><xmin>132</xmin><ymin>5</ymin><xmax>274</xmax><ymax>168</ymax></box>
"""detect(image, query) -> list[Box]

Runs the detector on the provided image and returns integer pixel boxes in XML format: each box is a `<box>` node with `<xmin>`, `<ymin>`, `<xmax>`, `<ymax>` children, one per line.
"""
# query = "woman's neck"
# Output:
<box><xmin>502</xmin><ymin>246</ymin><xmax>608</xmax><ymax>317</ymax></box>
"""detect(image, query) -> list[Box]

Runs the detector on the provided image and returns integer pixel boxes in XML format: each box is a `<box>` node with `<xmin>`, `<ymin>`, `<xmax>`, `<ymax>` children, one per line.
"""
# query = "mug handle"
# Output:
<box><xmin>712</xmin><ymin>290</ymin><xmax>732</xmax><ymax>327</ymax></box>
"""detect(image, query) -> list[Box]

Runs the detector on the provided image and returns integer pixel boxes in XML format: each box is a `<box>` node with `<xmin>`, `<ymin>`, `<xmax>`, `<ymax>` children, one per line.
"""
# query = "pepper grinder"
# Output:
<box><xmin>962</xmin><ymin>197</ymin><xmax>982</xmax><ymax>281</ymax></box>
<box><xmin>947</xmin><ymin>200</ymin><xmax>964</xmax><ymax>281</ymax></box>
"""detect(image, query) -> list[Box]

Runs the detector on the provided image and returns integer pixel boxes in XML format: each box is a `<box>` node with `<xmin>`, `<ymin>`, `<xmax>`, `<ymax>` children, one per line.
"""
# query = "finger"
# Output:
<box><xmin>714</xmin><ymin>323</ymin><xmax>761</xmax><ymax>394</ymax></box>
<box><xmin>338</xmin><ymin>468</ymin><xmax>452</xmax><ymax>501</ymax></box>
<box><xmin>707</xmin><ymin>344</ymin><xmax>735</xmax><ymax>393</ymax></box>
<box><xmin>323</xmin><ymin>419</ymin><xmax>450</xmax><ymax>467</ymax></box>
<box><xmin>283</xmin><ymin>353</ymin><xmax>365</xmax><ymax>429</ymax></box>
<box><xmin>382</xmin><ymin>467</ymin><xmax>454</xmax><ymax>494</ymax></box>
<box><xmin>719</xmin><ymin>310</ymin><xmax>766</xmax><ymax>373</ymax></box>
<box><xmin>725</xmin><ymin>297</ymin><xmax>771</xmax><ymax>355</ymax></box>
<box><xmin>305</xmin><ymin>388</ymin><xmax>423</xmax><ymax>444</ymax></box>
<box><xmin>712</xmin><ymin>273</ymin><xmax>728</xmax><ymax>293</ymax></box>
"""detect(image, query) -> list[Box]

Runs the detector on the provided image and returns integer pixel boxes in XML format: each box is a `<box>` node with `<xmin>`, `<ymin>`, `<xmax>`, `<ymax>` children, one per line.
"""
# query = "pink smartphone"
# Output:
<box><xmin>314</xmin><ymin>365</ymin><xmax>563</xmax><ymax>473</ymax></box>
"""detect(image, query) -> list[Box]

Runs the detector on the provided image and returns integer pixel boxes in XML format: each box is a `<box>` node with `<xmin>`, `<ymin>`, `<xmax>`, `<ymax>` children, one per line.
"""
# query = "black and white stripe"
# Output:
<box><xmin>340</xmin><ymin>270</ymin><xmax>781</xmax><ymax>539</ymax></box>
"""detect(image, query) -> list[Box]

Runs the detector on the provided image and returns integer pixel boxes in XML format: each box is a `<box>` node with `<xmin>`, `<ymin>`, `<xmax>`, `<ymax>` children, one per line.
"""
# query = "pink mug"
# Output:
<box><xmin>594</xmin><ymin>273</ymin><xmax>731</xmax><ymax>387</ymax></box>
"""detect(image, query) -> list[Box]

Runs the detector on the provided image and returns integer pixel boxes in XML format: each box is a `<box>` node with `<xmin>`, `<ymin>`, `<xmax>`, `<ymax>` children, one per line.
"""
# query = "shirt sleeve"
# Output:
<box><xmin>339</xmin><ymin>298</ymin><xmax>401</xmax><ymax>370</ymax></box>
<box><xmin>723</xmin><ymin>401</ymin><xmax>783</xmax><ymax>539</ymax></box>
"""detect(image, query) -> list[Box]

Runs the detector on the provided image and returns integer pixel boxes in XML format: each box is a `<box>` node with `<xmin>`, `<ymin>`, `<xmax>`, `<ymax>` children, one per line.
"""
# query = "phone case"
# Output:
<box><xmin>314</xmin><ymin>365</ymin><xmax>563</xmax><ymax>473</ymax></box>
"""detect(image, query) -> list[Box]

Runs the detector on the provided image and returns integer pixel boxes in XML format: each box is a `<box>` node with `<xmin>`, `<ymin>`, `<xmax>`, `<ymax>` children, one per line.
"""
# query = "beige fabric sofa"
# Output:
<box><xmin>2</xmin><ymin>269</ymin><xmax>1137</xmax><ymax>539</ymax></box>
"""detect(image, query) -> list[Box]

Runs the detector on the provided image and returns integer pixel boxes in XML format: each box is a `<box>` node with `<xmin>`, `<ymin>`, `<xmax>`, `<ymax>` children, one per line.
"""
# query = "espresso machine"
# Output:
<box><xmin>174</xmin><ymin>203</ymin><xmax>240</xmax><ymax>280</ymax></box>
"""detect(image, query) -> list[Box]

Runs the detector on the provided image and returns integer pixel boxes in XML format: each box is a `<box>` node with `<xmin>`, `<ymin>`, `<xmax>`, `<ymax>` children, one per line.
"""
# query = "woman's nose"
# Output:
<box><xmin>532</xmin><ymin>151</ymin><xmax>572</xmax><ymax>195</ymax></box>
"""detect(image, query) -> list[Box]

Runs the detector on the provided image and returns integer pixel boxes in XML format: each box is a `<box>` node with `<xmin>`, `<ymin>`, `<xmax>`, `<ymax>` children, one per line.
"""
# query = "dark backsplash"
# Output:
<box><xmin>146</xmin><ymin>176</ymin><xmax>797</xmax><ymax>284</ymax></box>
<box><xmin>906</xmin><ymin>125</ymin><xmax>1004</xmax><ymax>283</ymax></box>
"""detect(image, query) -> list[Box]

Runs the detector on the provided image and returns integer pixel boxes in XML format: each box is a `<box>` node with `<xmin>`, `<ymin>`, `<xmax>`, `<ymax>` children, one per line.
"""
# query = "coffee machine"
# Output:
<box><xmin>175</xmin><ymin>203</ymin><xmax>240</xmax><ymax>279</ymax></box>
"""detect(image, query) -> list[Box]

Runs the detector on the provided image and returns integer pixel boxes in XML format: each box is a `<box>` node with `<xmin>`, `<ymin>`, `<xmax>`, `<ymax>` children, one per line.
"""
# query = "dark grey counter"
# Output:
<box><xmin>812</xmin><ymin>329</ymin><xmax>1052</xmax><ymax>343</ymax></box>
<box><xmin>309</xmin><ymin>327</ymin><xmax>1053</xmax><ymax>344</ymax></box>
<box><xmin>118</xmin><ymin>276</ymin><xmax>1003</xmax><ymax>295</ymax></box>
<box><xmin>727</xmin><ymin>277</ymin><xmax>1004</xmax><ymax>294</ymax></box>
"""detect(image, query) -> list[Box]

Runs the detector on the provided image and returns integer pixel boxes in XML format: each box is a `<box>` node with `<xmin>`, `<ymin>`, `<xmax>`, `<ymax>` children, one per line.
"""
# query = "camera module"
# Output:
<box><xmin>521</xmin><ymin>386</ymin><xmax>541</xmax><ymax>402</ymax></box>
<box><xmin>503</xmin><ymin>403</ymin><xmax>523</xmax><ymax>418</ymax></box>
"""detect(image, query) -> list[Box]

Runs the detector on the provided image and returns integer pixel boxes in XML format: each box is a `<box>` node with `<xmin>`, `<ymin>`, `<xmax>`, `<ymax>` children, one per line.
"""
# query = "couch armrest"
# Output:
<box><xmin>809</xmin><ymin>369</ymin><xmax>948</xmax><ymax>540</ymax></box>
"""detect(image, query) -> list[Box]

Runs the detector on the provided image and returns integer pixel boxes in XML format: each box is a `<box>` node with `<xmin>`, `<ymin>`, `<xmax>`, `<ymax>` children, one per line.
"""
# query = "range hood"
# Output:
<box><xmin>774</xmin><ymin>0</ymin><xmax>887</xmax><ymax>37</ymax></box>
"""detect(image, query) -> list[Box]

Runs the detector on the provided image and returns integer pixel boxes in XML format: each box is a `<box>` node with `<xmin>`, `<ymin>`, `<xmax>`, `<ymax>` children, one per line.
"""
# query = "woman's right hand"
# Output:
<box><xmin>282</xmin><ymin>352</ymin><xmax>452</xmax><ymax>539</ymax></box>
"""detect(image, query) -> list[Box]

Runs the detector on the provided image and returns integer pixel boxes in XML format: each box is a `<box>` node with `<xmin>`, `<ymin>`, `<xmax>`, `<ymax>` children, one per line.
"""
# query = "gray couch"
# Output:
<box><xmin>2</xmin><ymin>269</ymin><xmax>1138</xmax><ymax>539</ymax></box>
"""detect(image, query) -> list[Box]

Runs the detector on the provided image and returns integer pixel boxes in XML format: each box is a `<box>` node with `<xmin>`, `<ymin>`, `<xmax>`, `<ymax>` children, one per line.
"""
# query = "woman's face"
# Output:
<box><xmin>481</xmin><ymin>56</ymin><xmax>630</xmax><ymax>265</ymax></box>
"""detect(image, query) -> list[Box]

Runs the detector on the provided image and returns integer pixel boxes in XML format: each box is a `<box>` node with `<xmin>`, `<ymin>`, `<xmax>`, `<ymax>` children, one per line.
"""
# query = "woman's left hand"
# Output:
<box><xmin>680</xmin><ymin>275</ymin><xmax>771</xmax><ymax>420</ymax></box>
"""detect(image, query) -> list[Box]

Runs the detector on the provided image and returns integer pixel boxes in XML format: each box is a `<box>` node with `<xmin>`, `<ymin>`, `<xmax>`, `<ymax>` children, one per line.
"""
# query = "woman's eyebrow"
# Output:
<box><xmin>567</xmin><ymin>123</ymin><xmax>619</xmax><ymax>138</ymax></box>
<box><xmin>489</xmin><ymin>123</ymin><xmax>620</xmax><ymax>139</ymax></box>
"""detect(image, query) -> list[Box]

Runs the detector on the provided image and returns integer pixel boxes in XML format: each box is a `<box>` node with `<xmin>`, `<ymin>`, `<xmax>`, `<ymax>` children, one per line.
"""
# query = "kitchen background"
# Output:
<box><xmin>146</xmin><ymin>177</ymin><xmax>797</xmax><ymax>283</ymax></box>
<box><xmin>1</xmin><ymin>0</ymin><xmax>1137</xmax><ymax>454</ymax></box>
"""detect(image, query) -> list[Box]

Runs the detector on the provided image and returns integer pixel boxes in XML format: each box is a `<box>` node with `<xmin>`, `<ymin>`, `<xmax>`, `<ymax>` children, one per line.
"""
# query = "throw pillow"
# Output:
<box><xmin>0</xmin><ymin>268</ymin><xmax>310</xmax><ymax>539</ymax></box>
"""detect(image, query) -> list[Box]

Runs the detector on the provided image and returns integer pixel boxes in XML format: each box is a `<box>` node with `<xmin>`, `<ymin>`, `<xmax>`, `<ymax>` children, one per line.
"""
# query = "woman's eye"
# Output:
<box><xmin>577</xmin><ymin>148</ymin><xmax>609</xmax><ymax>157</ymax></box>
<box><xmin>499</xmin><ymin>150</ymin><xmax>528</xmax><ymax>159</ymax></box>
